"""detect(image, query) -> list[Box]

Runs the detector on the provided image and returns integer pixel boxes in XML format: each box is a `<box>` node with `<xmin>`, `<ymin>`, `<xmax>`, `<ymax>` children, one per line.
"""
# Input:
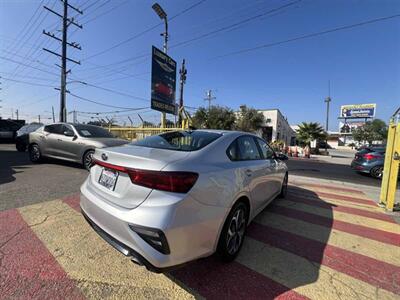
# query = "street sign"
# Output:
<box><xmin>151</xmin><ymin>46</ymin><xmax>177</xmax><ymax>115</ymax></box>
<box><xmin>340</xmin><ymin>103</ymin><xmax>376</xmax><ymax>118</ymax></box>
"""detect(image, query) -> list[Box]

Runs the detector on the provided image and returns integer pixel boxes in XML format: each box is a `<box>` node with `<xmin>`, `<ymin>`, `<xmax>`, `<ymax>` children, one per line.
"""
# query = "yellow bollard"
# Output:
<box><xmin>380</xmin><ymin>114</ymin><xmax>400</xmax><ymax>211</ymax></box>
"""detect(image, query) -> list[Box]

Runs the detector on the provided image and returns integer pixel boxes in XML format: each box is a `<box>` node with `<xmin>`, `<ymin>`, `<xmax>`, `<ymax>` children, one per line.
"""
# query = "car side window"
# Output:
<box><xmin>237</xmin><ymin>136</ymin><xmax>262</xmax><ymax>160</ymax></box>
<box><xmin>226</xmin><ymin>140</ymin><xmax>239</xmax><ymax>161</ymax></box>
<box><xmin>62</xmin><ymin>124</ymin><xmax>74</xmax><ymax>135</ymax></box>
<box><xmin>44</xmin><ymin>124</ymin><xmax>63</xmax><ymax>134</ymax></box>
<box><xmin>256</xmin><ymin>138</ymin><xmax>275</xmax><ymax>159</ymax></box>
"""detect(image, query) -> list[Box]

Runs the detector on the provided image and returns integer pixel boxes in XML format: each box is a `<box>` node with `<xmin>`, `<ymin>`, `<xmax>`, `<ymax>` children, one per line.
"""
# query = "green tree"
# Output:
<box><xmin>235</xmin><ymin>105</ymin><xmax>265</xmax><ymax>132</ymax></box>
<box><xmin>296</xmin><ymin>122</ymin><xmax>327</xmax><ymax>149</ymax></box>
<box><xmin>352</xmin><ymin>119</ymin><xmax>387</xmax><ymax>145</ymax></box>
<box><xmin>192</xmin><ymin>106</ymin><xmax>236</xmax><ymax>130</ymax></box>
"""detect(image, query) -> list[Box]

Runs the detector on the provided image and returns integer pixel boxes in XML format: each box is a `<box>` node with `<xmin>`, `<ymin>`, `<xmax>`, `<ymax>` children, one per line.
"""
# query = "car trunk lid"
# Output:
<box><xmin>89</xmin><ymin>145</ymin><xmax>190</xmax><ymax>209</ymax></box>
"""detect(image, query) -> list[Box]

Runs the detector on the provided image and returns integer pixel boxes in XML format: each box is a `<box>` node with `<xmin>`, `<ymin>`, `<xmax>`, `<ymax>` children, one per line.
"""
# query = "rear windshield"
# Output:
<box><xmin>74</xmin><ymin>124</ymin><xmax>114</xmax><ymax>138</ymax></box>
<box><xmin>132</xmin><ymin>131</ymin><xmax>222</xmax><ymax>151</ymax></box>
<box><xmin>358</xmin><ymin>147</ymin><xmax>385</xmax><ymax>155</ymax></box>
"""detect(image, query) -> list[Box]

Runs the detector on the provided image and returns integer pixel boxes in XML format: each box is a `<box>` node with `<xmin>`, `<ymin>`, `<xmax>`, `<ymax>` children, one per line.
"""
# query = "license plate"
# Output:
<box><xmin>98</xmin><ymin>168</ymin><xmax>118</xmax><ymax>190</ymax></box>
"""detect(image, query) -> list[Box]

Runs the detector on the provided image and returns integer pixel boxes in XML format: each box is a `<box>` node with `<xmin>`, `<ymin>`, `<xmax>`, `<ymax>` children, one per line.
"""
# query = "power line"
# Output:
<box><xmin>79</xmin><ymin>0</ymin><xmax>298</xmax><ymax>75</ymax></box>
<box><xmin>0</xmin><ymin>76</ymin><xmax>55</xmax><ymax>88</ymax></box>
<box><xmin>82</xmin><ymin>0</ymin><xmax>206</xmax><ymax>61</ymax></box>
<box><xmin>68</xmin><ymin>92</ymin><xmax>145</xmax><ymax>109</ymax></box>
<box><xmin>43</xmin><ymin>0</ymin><xmax>83</xmax><ymax>122</ymax></box>
<box><xmin>214</xmin><ymin>13</ymin><xmax>400</xmax><ymax>58</ymax></box>
<box><xmin>0</xmin><ymin>56</ymin><xmax>59</xmax><ymax>77</ymax></box>
<box><xmin>170</xmin><ymin>0</ymin><xmax>302</xmax><ymax>49</ymax></box>
<box><xmin>0</xmin><ymin>72</ymin><xmax>53</xmax><ymax>82</ymax></box>
<box><xmin>76</xmin><ymin>107</ymin><xmax>150</xmax><ymax>115</ymax></box>
<box><xmin>3</xmin><ymin>0</ymin><xmax>45</xmax><ymax>55</ymax></box>
<box><xmin>82</xmin><ymin>82</ymin><xmax>148</xmax><ymax>102</ymax></box>
<box><xmin>82</xmin><ymin>0</ymin><xmax>128</xmax><ymax>25</ymax></box>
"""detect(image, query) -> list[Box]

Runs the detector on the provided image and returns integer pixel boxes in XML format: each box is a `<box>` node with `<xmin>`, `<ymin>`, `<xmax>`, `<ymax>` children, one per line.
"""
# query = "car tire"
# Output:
<box><xmin>216</xmin><ymin>201</ymin><xmax>248</xmax><ymax>262</ymax></box>
<box><xmin>29</xmin><ymin>144</ymin><xmax>42</xmax><ymax>163</ymax></box>
<box><xmin>278</xmin><ymin>173</ymin><xmax>288</xmax><ymax>198</ymax></box>
<box><xmin>83</xmin><ymin>150</ymin><xmax>95</xmax><ymax>171</ymax></box>
<box><xmin>16</xmin><ymin>143</ymin><xmax>26</xmax><ymax>152</ymax></box>
<box><xmin>370</xmin><ymin>166</ymin><xmax>383</xmax><ymax>179</ymax></box>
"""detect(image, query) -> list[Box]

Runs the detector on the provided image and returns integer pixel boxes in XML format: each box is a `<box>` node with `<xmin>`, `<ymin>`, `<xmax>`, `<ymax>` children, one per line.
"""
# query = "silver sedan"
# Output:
<box><xmin>29</xmin><ymin>123</ymin><xmax>128</xmax><ymax>169</ymax></box>
<box><xmin>80</xmin><ymin>130</ymin><xmax>288</xmax><ymax>272</ymax></box>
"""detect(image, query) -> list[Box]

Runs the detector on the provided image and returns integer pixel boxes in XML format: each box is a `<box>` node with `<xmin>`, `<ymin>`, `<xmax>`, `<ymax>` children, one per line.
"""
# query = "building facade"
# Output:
<box><xmin>257</xmin><ymin>109</ymin><xmax>296</xmax><ymax>146</ymax></box>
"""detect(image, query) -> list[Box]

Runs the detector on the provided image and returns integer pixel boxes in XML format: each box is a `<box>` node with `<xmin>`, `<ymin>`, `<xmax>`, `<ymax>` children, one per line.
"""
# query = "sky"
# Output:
<box><xmin>0</xmin><ymin>0</ymin><xmax>399</xmax><ymax>130</ymax></box>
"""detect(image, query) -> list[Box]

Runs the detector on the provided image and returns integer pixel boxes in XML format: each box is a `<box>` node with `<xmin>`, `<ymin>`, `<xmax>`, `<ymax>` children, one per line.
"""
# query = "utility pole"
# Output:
<box><xmin>38</xmin><ymin>115</ymin><xmax>41</xmax><ymax>123</ymax></box>
<box><xmin>324</xmin><ymin>80</ymin><xmax>332</xmax><ymax>154</ymax></box>
<box><xmin>52</xmin><ymin>106</ymin><xmax>55</xmax><ymax>123</ymax></box>
<box><xmin>11</xmin><ymin>108</ymin><xmax>14</xmax><ymax>119</ymax></box>
<box><xmin>73</xmin><ymin>110</ymin><xmax>77</xmax><ymax>123</ymax></box>
<box><xmin>152</xmin><ymin>3</ymin><xmax>168</xmax><ymax>128</ymax></box>
<box><xmin>204</xmin><ymin>90</ymin><xmax>216</xmax><ymax>111</ymax></box>
<box><xmin>178</xmin><ymin>59</ymin><xmax>187</xmax><ymax>125</ymax></box>
<box><xmin>16</xmin><ymin>109</ymin><xmax>18</xmax><ymax>120</ymax></box>
<box><xmin>43</xmin><ymin>0</ymin><xmax>82</xmax><ymax>123</ymax></box>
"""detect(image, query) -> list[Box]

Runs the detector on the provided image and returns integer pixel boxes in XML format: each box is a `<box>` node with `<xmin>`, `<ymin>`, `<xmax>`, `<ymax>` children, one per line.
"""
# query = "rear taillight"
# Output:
<box><xmin>127</xmin><ymin>169</ymin><xmax>198</xmax><ymax>193</ymax></box>
<box><xmin>93</xmin><ymin>159</ymin><xmax>198</xmax><ymax>193</ymax></box>
<box><xmin>363</xmin><ymin>153</ymin><xmax>380</xmax><ymax>160</ymax></box>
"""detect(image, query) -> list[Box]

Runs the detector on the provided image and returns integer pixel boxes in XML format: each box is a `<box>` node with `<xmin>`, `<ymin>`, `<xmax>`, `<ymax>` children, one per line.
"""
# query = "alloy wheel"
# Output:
<box><xmin>371</xmin><ymin>166</ymin><xmax>383</xmax><ymax>179</ymax></box>
<box><xmin>84</xmin><ymin>151</ymin><xmax>94</xmax><ymax>170</ymax></box>
<box><xmin>226</xmin><ymin>207</ymin><xmax>246</xmax><ymax>255</ymax></box>
<box><xmin>30</xmin><ymin>145</ymin><xmax>40</xmax><ymax>161</ymax></box>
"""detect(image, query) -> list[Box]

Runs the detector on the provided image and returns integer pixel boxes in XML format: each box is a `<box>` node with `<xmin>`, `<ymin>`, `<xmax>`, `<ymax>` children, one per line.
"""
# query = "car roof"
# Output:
<box><xmin>194</xmin><ymin>129</ymin><xmax>257</xmax><ymax>136</ymax></box>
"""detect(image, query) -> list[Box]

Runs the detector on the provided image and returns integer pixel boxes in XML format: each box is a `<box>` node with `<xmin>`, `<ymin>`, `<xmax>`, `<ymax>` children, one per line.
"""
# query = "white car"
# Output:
<box><xmin>80</xmin><ymin>130</ymin><xmax>288</xmax><ymax>272</ymax></box>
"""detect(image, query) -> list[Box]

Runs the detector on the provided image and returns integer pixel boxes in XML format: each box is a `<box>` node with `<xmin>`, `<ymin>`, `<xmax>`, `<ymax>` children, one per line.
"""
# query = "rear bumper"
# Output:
<box><xmin>81</xmin><ymin>209</ymin><xmax>172</xmax><ymax>273</ymax></box>
<box><xmin>80</xmin><ymin>177</ymin><xmax>228</xmax><ymax>270</ymax></box>
<box><xmin>350</xmin><ymin>160</ymin><xmax>371</xmax><ymax>173</ymax></box>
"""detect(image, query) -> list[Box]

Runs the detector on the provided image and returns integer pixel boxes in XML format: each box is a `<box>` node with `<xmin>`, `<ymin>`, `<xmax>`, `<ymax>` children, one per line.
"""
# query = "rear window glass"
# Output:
<box><xmin>132</xmin><ymin>131</ymin><xmax>222</xmax><ymax>152</ymax></box>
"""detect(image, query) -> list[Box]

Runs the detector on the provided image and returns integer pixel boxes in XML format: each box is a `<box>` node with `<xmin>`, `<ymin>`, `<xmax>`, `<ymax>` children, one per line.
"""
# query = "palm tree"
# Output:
<box><xmin>296</xmin><ymin>122</ymin><xmax>327</xmax><ymax>151</ymax></box>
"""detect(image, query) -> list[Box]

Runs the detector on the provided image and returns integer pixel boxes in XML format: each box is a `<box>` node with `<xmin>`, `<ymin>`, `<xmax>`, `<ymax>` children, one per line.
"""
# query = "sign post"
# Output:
<box><xmin>151</xmin><ymin>46</ymin><xmax>177</xmax><ymax>123</ymax></box>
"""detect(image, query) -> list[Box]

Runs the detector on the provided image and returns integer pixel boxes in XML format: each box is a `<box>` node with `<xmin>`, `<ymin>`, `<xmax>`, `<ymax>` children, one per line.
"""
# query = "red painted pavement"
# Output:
<box><xmin>286</xmin><ymin>195</ymin><xmax>396</xmax><ymax>223</ymax></box>
<box><xmin>0</xmin><ymin>209</ymin><xmax>84</xmax><ymax>300</ymax></box>
<box><xmin>171</xmin><ymin>257</ymin><xmax>309</xmax><ymax>300</ymax></box>
<box><xmin>293</xmin><ymin>182</ymin><xmax>366</xmax><ymax>195</ymax></box>
<box><xmin>62</xmin><ymin>193</ymin><xmax>81</xmax><ymax>213</ymax></box>
<box><xmin>248</xmin><ymin>223</ymin><xmax>400</xmax><ymax>295</ymax></box>
<box><xmin>289</xmin><ymin>189</ymin><xmax>376</xmax><ymax>206</ymax></box>
<box><xmin>269</xmin><ymin>205</ymin><xmax>400</xmax><ymax>246</ymax></box>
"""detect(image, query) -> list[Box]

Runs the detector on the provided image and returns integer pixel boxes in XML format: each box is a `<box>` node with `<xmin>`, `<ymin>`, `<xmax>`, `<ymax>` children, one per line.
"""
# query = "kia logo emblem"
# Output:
<box><xmin>101</xmin><ymin>153</ymin><xmax>108</xmax><ymax>161</ymax></box>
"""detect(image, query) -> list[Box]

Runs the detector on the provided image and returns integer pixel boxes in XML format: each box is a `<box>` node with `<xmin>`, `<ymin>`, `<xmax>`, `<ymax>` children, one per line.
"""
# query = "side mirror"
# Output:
<box><xmin>63</xmin><ymin>130</ymin><xmax>75</xmax><ymax>137</ymax></box>
<box><xmin>276</xmin><ymin>153</ymin><xmax>288</xmax><ymax>160</ymax></box>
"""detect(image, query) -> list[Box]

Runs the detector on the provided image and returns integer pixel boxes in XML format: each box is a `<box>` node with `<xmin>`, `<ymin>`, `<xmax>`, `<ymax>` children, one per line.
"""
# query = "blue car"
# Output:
<box><xmin>350</xmin><ymin>147</ymin><xmax>385</xmax><ymax>179</ymax></box>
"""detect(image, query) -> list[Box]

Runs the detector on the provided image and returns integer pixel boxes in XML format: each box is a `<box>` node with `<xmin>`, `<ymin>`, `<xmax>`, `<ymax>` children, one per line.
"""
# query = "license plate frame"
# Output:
<box><xmin>98</xmin><ymin>168</ymin><xmax>119</xmax><ymax>191</ymax></box>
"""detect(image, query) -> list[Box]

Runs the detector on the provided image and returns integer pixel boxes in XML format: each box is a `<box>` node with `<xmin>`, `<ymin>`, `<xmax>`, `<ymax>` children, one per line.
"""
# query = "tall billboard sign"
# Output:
<box><xmin>340</xmin><ymin>103</ymin><xmax>376</xmax><ymax>118</ymax></box>
<box><xmin>151</xmin><ymin>46</ymin><xmax>177</xmax><ymax>115</ymax></box>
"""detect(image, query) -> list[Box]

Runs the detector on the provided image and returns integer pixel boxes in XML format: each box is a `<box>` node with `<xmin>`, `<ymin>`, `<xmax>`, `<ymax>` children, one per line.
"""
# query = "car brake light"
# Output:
<box><xmin>363</xmin><ymin>153</ymin><xmax>380</xmax><ymax>160</ymax></box>
<box><xmin>93</xmin><ymin>159</ymin><xmax>198</xmax><ymax>193</ymax></box>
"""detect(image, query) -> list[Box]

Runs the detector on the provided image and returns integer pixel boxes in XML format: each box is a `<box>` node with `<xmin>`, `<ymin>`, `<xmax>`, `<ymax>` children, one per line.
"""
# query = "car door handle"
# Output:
<box><xmin>245</xmin><ymin>169</ymin><xmax>252</xmax><ymax>176</ymax></box>
<box><xmin>57</xmin><ymin>138</ymin><xmax>62</xmax><ymax>142</ymax></box>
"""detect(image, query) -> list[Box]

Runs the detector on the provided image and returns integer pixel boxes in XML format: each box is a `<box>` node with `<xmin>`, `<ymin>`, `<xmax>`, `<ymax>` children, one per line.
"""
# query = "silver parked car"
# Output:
<box><xmin>80</xmin><ymin>130</ymin><xmax>288</xmax><ymax>272</ymax></box>
<box><xmin>29</xmin><ymin>123</ymin><xmax>128</xmax><ymax>169</ymax></box>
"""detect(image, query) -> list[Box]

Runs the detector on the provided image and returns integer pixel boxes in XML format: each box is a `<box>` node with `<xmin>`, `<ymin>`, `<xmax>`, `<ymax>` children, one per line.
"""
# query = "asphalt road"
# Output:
<box><xmin>286</xmin><ymin>157</ymin><xmax>384</xmax><ymax>187</ymax></box>
<box><xmin>0</xmin><ymin>143</ymin><xmax>87</xmax><ymax>211</ymax></box>
<box><xmin>0</xmin><ymin>143</ymin><xmax>387</xmax><ymax>211</ymax></box>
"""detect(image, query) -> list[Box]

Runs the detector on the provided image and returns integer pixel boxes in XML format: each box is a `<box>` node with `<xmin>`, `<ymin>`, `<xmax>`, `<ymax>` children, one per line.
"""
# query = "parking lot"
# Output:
<box><xmin>1</xmin><ymin>142</ymin><xmax>399</xmax><ymax>299</ymax></box>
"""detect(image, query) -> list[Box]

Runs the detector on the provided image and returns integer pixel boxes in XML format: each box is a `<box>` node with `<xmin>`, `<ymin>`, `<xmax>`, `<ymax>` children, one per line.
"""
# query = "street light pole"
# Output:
<box><xmin>324</xmin><ymin>96</ymin><xmax>331</xmax><ymax>154</ymax></box>
<box><xmin>152</xmin><ymin>3</ymin><xmax>168</xmax><ymax>128</ymax></box>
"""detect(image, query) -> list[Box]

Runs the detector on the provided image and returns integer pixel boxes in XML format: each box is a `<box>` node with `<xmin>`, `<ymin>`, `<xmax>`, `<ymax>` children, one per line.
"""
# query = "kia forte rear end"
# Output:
<box><xmin>81</xmin><ymin>130</ymin><xmax>288</xmax><ymax>271</ymax></box>
<box><xmin>80</xmin><ymin>131</ymin><xmax>230</xmax><ymax>271</ymax></box>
